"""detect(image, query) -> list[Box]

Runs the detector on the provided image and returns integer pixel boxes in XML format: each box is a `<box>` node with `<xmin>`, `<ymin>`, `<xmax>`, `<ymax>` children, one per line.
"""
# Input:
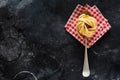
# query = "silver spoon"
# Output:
<box><xmin>82</xmin><ymin>38</ymin><xmax>90</xmax><ymax>77</ymax></box>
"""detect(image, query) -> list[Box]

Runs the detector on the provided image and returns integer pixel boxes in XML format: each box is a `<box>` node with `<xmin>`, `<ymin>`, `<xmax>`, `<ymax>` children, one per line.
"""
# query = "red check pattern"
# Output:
<box><xmin>65</xmin><ymin>4</ymin><xmax>111</xmax><ymax>48</ymax></box>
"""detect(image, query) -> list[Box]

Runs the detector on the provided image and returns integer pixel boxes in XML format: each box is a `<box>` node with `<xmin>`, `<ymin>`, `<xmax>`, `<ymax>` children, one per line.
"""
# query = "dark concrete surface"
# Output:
<box><xmin>0</xmin><ymin>0</ymin><xmax>120</xmax><ymax>80</ymax></box>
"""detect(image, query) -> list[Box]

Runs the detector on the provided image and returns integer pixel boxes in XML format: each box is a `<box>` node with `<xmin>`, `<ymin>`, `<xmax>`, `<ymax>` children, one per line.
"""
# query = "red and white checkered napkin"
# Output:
<box><xmin>65</xmin><ymin>4</ymin><xmax>111</xmax><ymax>48</ymax></box>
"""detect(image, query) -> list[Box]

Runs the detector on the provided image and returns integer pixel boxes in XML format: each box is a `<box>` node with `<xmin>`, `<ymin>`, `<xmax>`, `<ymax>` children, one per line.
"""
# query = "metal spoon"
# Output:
<box><xmin>82</xmin><ymin>38</ymin><xmax>90</xmax><ymax>77</ymax></box>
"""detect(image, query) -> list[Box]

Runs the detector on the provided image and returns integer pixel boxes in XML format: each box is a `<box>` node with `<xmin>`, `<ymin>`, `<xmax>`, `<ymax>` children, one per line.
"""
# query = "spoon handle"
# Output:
<box><xmin>82</xmin><ymin>38</ymin><xmax>90</xmax><ymax>77</ymax></box>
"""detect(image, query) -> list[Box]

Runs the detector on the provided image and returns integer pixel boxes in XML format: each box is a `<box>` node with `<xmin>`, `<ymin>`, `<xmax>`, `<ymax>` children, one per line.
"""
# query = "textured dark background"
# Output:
<box><xmin>0</xmin><ymin>0</ymin><xmax>120</xmax><ymax>80</ymax></box>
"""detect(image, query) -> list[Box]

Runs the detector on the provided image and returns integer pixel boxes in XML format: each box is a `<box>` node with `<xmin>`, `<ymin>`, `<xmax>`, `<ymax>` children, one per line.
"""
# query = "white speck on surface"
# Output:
<box><xmin>16</xmin><ymin>0</ymin><xmax>33</xmax><ymax>9</ymax></box>
<box><xmin>112</xmin><ymin>49</ymin><xmax>119</xmax><ymax>53</ymax></box>
<box><xmin>71</xmin><ymin>69</ymin><xmax>74</xmax><ymax>72</ymax></box>
<box><xmin>0</xmin><ymin>0</ymin><xmax>8</xmax><ymax>8</ymax></box>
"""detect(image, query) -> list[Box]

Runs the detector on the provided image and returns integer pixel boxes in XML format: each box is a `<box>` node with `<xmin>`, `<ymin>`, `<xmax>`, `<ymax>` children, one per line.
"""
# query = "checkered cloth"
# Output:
<box><xmin>65</xmin><ymin>4</ymin><xmax>111</xmax><ymax>48</ymax></box>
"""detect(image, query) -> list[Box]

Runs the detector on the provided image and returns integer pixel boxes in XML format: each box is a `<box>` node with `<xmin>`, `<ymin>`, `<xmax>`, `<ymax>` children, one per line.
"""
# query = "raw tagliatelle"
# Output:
<box><xmin>76</xmin><ymin>13</ymin><xmax>97</xmax><ymax>38</ymax></box>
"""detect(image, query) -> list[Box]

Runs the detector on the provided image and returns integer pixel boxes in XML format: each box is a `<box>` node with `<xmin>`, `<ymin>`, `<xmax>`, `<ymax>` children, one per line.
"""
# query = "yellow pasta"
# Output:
<box><xmin>76</xmin><ymin>13</ymin><xmax>97</xmax><ymax>38</ymax></box>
